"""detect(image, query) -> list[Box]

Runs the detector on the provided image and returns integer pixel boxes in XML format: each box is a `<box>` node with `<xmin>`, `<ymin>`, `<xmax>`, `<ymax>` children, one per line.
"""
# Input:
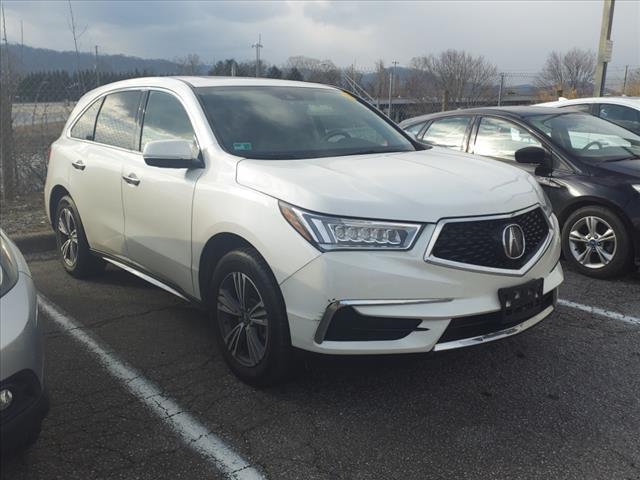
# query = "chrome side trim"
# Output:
<box><xmin>433</xmin><ymin>304</ymin><xmax>554</xmax><ymax>351</ymax></box>
<box><xmin>102</xmin><ymin>257</ymin><xmax>190</xmax><ymax>301</ymax></box>
<box><xmin>314</xmin><ymin>298</ymin><xmax>453</xmax><ymax>344</ymax></box>
<box><xmin>424</xmin><ymin>204</ymin><xmax>554</xmax><ymax>277</ymax></box>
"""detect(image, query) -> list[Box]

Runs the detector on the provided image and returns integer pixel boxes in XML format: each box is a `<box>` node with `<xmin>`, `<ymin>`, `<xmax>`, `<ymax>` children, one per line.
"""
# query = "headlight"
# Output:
<box><xmin>531</xmin><ymin>181</ymin><xmax>554</xmax><ymax>218</ymax></box>
<box><xmin>632</xmin><ymin>184</ymin><xmax>640</xmax><ymax>195</ymax></box>
<box><xmin>279</xmin><ymin>202</ymin><xmax>422</xmax><ymax>251</ymax></box>
<box><xmin>0</xmin><ymin>234</ymin><xmax>19</xmax><ymax>298</ymax></box>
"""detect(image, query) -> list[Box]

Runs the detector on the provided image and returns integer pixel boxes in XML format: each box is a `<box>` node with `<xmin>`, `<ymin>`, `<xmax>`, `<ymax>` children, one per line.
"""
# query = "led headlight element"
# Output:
<box><xmin>279</xmin><ymin>202</ymin><xmax>421</xmax><ymax>251</ymax></box>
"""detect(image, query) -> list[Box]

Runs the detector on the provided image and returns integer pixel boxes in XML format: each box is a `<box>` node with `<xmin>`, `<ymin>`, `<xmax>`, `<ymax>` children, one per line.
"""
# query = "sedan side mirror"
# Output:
<box><xmin>515</xmin><ymin>146</ymin><xmax>553</xmax><ymax>174</ymax></box>
<box><xmin>142</xmin><ymin>139</ymin><xmax>204</xmax><ymax>169</ymax></box>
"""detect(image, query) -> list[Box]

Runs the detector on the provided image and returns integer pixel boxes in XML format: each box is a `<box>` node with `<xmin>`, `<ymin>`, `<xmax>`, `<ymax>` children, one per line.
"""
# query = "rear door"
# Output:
<box><xmin>121</xmin><ymin>89</ymin><xmax>203</xmax><ymax>295</ymax></box>
<box><xmin>69</xmin><ymin>89</ymin><xmax>143</xmax><ymax>256</ymax></box>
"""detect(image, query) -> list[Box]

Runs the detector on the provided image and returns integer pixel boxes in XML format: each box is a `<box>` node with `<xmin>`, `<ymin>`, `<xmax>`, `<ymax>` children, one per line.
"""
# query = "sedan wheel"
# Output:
<box><xmin>561</xmin><ymin>206</ymin><xmax>631</xmax><ymax>279</ymax></box>
<box><xmin>568</xmin><ymin>215</ymin><xmax>616</xmax><ymax>269</ymax></box>
<box><xmin>217</xmin><ymin>272</ymin><xmax>269</xmax><ymax>368</ymax></box>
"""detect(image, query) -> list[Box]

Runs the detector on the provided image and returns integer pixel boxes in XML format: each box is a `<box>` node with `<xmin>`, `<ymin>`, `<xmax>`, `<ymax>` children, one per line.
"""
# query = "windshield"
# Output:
<box><xmin>528</xmin><ymin>112</ymin><xmax>640</xmax><ymax>162</ymax></box>
<box><xmin>196</xmin><ymin>86</ymin><xmax>415</xmax><ymax>160</ymax></box>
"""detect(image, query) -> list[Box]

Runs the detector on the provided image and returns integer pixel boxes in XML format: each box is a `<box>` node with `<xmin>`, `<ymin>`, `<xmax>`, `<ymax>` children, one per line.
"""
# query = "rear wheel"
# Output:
<box><xmin>209</xmin><ymin>248</ymin><xmax>293</xmax><ymax>386</ymax></box>
<box><xmin>55</xmin><ymin>196</ymin><xmax>105</xmax><ymax>278</ymax></box>
<box><xmin>561</xmin><ymin>206</ymin><xmax>631</xmax><ymax>278</ymax></box>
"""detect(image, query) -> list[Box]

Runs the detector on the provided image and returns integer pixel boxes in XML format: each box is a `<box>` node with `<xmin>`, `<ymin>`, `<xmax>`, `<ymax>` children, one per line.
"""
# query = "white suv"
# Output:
<box><xmin>45</xmin><ymin>77</ymin><xmax>563</xmax><ymax>385</ymax></box>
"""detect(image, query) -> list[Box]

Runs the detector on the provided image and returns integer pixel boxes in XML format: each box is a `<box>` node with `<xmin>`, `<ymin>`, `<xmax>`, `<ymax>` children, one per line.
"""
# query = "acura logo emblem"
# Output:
<box><xmin>502</xmin><ymin>224</ymin><xmax>526</xmax><ymax>259</ymax></box>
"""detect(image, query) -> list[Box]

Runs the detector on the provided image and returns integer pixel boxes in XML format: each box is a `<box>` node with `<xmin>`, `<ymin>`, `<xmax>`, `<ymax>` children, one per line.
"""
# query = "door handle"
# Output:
<box><xmin>71</xmin><ymin>160</ymin><xmax>86</xmax><ymax>170</ymax></box>
<box><xmin>122</xmin><ymin>173</ymin><xmax>141</xmax><ymax>186</ymax></box>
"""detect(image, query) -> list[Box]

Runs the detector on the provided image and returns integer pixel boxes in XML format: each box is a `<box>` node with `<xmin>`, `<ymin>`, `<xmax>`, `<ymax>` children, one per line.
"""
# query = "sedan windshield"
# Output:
<box><xmin>528</xmin><ymin>112</ymin><xmax>640</xmax><ymax>162</ymax></box>
<box><xmin>196</xmin><ymin>86</ymin><xmax>415</xmax><ymax>160</ymax></box>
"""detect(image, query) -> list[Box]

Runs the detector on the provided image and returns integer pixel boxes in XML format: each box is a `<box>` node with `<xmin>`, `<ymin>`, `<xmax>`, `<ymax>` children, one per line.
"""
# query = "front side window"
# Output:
<box><xmin>472</xmin><ymin>117</ymin><xmax>542</xmax><ymax>161</ymax></box>
<box><xmin>141</xmin><ymin>91</ymin><xmax>196</xmax><ymax>151</ymax></box>
<box><xmin>529</xmin><ymin>112</ymin><xmax>640</xmax><ymax>162</ymax></box>
<box><xmin>70</xmin><ymin>98</ymin><xmax>103</xmax><ymax>141</ymax></box>
<box><xmin>420</xmin><ymin>116</ymin><xmax>471</xmax><ymax>151</ymax></box>
<box><xmin>94</xmin><ymin>91</ymin><xmax>141</xmax><ymax>150</ymax></box>
<box><xmin>598</xmin><ymin>104</ymin><xmax>640</xmax><ymax>134</ymax></box>
<box><xmin>196</xmin><ymin>86</ymin><xmax>414</xmax><ymax>160</ymax></box>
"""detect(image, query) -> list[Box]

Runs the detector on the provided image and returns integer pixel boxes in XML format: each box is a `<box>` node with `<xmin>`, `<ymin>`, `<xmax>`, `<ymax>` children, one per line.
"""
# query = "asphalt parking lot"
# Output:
<box><xmin>1</xmin><ymin>253</ymin><xmax>639</xmax><ymax>480</ymax></box>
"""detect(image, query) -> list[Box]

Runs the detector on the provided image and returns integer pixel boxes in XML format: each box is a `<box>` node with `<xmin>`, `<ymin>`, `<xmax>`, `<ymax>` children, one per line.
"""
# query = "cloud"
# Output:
<box><xmin>2</xmin><ymin>0</ymin><xmax>638</xmax><ymax>71</ymax></box>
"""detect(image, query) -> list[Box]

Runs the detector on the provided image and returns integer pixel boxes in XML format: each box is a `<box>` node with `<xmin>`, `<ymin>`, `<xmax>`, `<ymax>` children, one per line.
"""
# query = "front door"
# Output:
<box><xmin>121</xmin><ymin>90</ymin><xmax>203</xmax><ymax>296</ymax></box>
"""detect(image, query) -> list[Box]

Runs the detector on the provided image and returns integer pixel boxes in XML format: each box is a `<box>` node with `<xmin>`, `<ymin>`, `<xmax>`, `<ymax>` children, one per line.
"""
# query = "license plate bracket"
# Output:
<box><xmin>498</xmin><ymin>278</ymin><xmax>544</xmax><ymax>325</ymax></box>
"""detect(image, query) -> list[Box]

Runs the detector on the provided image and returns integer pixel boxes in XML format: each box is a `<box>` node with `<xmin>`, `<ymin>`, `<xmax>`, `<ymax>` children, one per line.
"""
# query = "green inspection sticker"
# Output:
<box><xmin>233</xmin><ymin>142</ymin><xmax>252</xmax><ymax>151</ymax></box>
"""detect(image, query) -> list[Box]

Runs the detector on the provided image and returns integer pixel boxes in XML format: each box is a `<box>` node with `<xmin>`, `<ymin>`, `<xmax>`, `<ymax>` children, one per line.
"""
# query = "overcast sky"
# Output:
<box><xmin>3</xmin><ymin>0</ymin><xmax>639</xmax><ymax>72</ymax></box>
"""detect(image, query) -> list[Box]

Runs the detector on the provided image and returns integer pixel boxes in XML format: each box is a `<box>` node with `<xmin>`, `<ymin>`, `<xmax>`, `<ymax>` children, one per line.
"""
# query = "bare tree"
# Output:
<box><xmin>409</xmin><ymin>50</ymin><xmax>497</xmax><ymax>107</ymax></box>
<box><xmin>536</xmin><ymin>48</ymin><xmax>595</xmax><ymax>97</ymax></box>
<box><xmin>175</xmin><ymin>54</ymin><xmax>203</xmax><ymax>75</ymax></box>
<box><xmin>67</xmin><ymin>0</ymin><xmax>87</xmax><ymax>93</ymax></box>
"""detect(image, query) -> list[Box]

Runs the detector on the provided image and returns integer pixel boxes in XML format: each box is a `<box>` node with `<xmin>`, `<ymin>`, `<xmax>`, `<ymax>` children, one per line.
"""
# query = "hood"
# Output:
<box><xmin>588</xmin><ymin>158</ymin><xmax>640</xmax><ymax>180</ymax></box>
<box><xmin>236</xmin><ymin>148</ymin><xmax>541</xmax><ymax>223</ymax></box>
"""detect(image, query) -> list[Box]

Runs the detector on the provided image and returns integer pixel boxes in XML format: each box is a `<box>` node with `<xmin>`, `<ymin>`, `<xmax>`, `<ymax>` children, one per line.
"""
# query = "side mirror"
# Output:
<box><xmin>515</xmin><ymin>146</ymin><xmax>547</xmax><ymax>165</ymax></box>
<box><xmin>142</xmin><ymin>139</ymin><xmax>204</xmax><ymax>169</ymax></box>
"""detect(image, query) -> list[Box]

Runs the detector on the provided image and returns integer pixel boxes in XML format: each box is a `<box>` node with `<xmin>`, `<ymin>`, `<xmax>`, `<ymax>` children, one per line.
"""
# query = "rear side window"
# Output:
<box><xmin>141</xmin><ymin>91</ymin><xmax>195</xmax><ymax>151</ymax></box>
<box><xmin>404</xmin><ymin>121</ymin><xmax>427</xmax><ymax>136</ymax></box>
<box><xmin>70</xmin><ymin>98</ymin><xmax>103</xmax><ymax>140</ymax></box>
<box><xmin>420</xmin><ymin>116</ymin><xmax>471</xmax><ymax>150</ymax></box>
<box><xmin>94</xmin><ymin>91</ymin><xmax>142</xmax><ymax>150</ymax></box>
<box><xmin>598</xmin><ymin>104</ymin><xmax>640</xmax><ymax>134</ymax></box>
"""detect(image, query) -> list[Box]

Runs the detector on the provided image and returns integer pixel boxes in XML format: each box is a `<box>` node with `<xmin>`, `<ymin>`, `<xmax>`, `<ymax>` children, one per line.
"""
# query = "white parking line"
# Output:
<box><xmin>38</xmin><ymin>295</ymin><xmax>266</xmax><ymax>480</ymax></box>
<box><xmin>558</xmin><ymin>299</ymin><xmax>640</xmax><ymax>327</ymax></box>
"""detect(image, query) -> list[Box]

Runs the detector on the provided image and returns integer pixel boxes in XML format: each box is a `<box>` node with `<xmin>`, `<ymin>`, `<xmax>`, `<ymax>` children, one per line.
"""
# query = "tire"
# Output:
<box><xmin>54</xmin><ymin>195</ymin><xmax>105</xmax><ymax>278</ymax></box>
<box><xmin>561</xmin><ymin>205</ymin><xmax>632</xmax><ymax>279</ymax></box>
<box><xmin>208</xmin><ymin>248</ymin><xmax>293</xmax><ymax>386</ymax></box>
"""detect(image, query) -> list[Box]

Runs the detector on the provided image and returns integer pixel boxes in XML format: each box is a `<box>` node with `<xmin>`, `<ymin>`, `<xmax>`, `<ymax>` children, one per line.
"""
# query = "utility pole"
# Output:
<box><xmin>231</xmin><ymin>60</ymin><xmax>237</xmax><ymax>77</ymax></box>
<box><xmin>252</xmin><ymin>34</ymin><xmax>263</xmax><ymax>78</ymax></box>
<box><xmin>388</xmin><ymin>60</ymin><xmax>398</xmax><ymax>119</ymax></box>
<box><xmin>622</xmin><ymin>65</ymin><xmax>629</xmax><ymax>95</ymax></box>
<box><xmin>593</xmin><ymin>0</ymin><xmax>615</xmax><ymax>97</ymax></box>
<box><xmin>497</xmin><ymin>72</ymin><xmax>505</xmax><ymax>106</ymax></box>
<box><xmin>95</xmin><ymin>45</ymin><xmax>100</xmax><ymax>87</ymax></box>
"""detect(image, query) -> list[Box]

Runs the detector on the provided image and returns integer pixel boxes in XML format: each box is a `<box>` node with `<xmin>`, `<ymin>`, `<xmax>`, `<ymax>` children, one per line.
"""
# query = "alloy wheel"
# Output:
<box><xmin>58</xmin><ymin>207</ymin><xmax>79</xmax><ymax>267</ymax></box>
<box><xmin>568</xmin><ymin>215</ymin><xmax>617</xmax><ymax>269</ymax></box>
<box><xmin>217</xmin><ymin>272</ymin><xmax>269</xmax><ymax>367</ymax></box>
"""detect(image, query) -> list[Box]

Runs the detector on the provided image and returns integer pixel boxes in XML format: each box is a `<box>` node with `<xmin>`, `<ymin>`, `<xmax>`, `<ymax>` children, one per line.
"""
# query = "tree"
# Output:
<box><xmin>536</xmin><ymin>48</ymin><xmax>595</xmax><ymax>97</ymax></box>
<box><xmin>266</xmin><ymin>65</ymin><xmax>282</xmax><ymax>79</ymax></box>
<box><xmin>175</xmin><ymin>53</ymin><xmax>203</xmax><ymax>75</ymax></box>
<box><xmin>286</xmin><ymin>67</ymin><xmax>303</xmax><ymax>81</ymax></box>
<box><xmin>409</xmin><ymin>50</ymin><xmax>497</xmax><ymax>107</ymax></box>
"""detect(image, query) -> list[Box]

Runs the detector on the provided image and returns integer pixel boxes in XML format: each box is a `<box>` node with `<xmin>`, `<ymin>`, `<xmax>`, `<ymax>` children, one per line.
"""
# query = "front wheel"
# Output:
<box><xmin>209</xmin><ymin>248</ymin><xmax>293</xmax><ymax>386</ymax></box>
<box><xmin>561</xmin><ymin>206</ymin><xmax>632</xmax><ymax>278</ymax></box>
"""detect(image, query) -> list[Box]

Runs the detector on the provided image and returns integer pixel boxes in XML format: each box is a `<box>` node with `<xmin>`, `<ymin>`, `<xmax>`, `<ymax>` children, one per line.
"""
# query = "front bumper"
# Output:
<box><xmin>280</xmin><ymin>215</ymin><xmax>563</xmax><ymax>355</ymax></box>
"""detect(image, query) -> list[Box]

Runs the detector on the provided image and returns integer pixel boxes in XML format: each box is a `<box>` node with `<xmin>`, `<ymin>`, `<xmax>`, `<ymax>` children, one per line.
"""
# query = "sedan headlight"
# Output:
<box><xmin>279</xmin><ymin>202</ymin><xmax>422</xmax><ymax>251</ymax></box>
<box><xmin>0</xmin><ymin>234</ymin><xmax>19</xmax><ymax>298</ymax></box>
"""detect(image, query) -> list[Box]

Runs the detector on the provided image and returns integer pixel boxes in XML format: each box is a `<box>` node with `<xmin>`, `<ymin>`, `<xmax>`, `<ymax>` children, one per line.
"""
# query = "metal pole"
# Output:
<box><xmin>622</xmin><ymin>65</ymin><xmax>628</xmax><ymax>95</ymax></box>
<box><xmin>497</xmin><ymin>73</ymin><xmax>505</xmax><ymax>106</ymax></box>
<box><xmin>252</xmin><ymin>34</ymin><xmax>263</xmax><ymax>78</ymax></box>
<box><xmin>593</xmin><ymin>0</ymin><xmax>615</xmax><ymax>97</ymax></box>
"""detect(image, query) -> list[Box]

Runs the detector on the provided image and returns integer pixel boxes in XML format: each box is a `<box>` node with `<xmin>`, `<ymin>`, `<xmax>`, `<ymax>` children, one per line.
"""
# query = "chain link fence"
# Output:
<box><xmin>1</xmin><ymin>64</ymin><xmax>637</xmax><ymax>200</ymax></box>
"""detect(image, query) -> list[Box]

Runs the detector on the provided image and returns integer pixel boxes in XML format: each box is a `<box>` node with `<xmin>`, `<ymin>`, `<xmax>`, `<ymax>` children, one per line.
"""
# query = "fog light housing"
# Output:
<box><xmin>0</xmin><ymin>388</ymin><xmax>13</xmax><ymax>411</ymax></box>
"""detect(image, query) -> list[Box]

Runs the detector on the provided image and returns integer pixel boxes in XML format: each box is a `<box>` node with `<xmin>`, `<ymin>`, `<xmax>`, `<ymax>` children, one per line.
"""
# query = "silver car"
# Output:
<box><xmin>0</xmin><ymin>230</ymin><xmax>48</xmax><ymax>451</ymax></box>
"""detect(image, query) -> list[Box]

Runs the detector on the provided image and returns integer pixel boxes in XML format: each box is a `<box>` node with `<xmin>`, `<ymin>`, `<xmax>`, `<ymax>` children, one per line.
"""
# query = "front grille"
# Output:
<box><xmin>437</xmin><ymin>290</ymin><xmax>554</xmax><ymax>344</ymax></box>
<box><xmin>430</xmin><ymin>207</ymin><xmax>549</xmax><ymax>270</ymax></box>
